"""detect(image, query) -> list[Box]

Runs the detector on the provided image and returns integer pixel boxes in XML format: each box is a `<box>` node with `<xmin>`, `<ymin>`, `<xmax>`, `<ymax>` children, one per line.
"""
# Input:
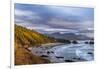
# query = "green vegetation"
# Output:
<box><xmin>15</xmin><ymin>25</ymin><xmax>56</xmax><ymax>65</ymax></box>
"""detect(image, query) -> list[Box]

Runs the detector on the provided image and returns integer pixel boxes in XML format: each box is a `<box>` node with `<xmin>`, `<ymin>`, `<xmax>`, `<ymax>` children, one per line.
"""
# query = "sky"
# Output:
<box><xmin>15</xmin><ymin>3</ymin><xmax>94</xmax><ymax>37</ymax></box>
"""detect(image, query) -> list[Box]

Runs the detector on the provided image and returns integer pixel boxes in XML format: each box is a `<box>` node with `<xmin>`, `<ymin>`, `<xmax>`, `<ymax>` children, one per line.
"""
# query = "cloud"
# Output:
<box><xmin>45</xmin><ymin>6</ymin><xmax>94</xmax><ymax>21</ymax></box>
<box><xmin>47</xmin><ymin>18</ymin><xmax>93</xmax><ymax>30</ymax></box>
<box><xmin>15</xmin><ymin>3</ymin><xmax>94</xmax><ymax>36</ymax></box>
<box><xmin>46</xmin><ymin>6</ymin><xmax>83</xmax><ymax>16</ymax></box>
<box><xmin>15</xmin><ymin>9</ymin><xmax>42</xmax><ymax>24</ymax></box>
<box><xmin>15</xmin><ymin>9</ymin><xmax>33</xmax><ymax>16</ymax></box>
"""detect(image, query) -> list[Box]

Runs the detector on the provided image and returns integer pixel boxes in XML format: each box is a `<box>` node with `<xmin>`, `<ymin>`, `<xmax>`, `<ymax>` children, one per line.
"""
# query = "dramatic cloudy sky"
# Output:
<box><xmin>15</xmin><ymin>3</ymin><xmax>94</xmax><ymax>37</ymax></box>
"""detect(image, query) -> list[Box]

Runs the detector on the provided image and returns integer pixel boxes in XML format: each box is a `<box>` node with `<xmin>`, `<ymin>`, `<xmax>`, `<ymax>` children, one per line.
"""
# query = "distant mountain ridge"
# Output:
<box><xmin>46</xmin><ymin>32</ymin><xmax>91</xmax><ymax>40</ymax></box>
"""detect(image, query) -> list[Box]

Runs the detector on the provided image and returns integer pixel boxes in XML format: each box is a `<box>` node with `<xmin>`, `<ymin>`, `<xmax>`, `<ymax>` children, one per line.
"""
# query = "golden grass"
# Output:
<box><xmin>15</xmin><ymin>25</ymin><xmax>55</xmax><ymax>65</ymax></box>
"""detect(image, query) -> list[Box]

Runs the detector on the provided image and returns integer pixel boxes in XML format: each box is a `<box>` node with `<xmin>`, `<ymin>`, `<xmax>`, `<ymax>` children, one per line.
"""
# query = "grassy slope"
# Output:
<box><xmin>15</xmin><ymin>25</ymin><xmax>56</xmax><ymax>65</ymax></box>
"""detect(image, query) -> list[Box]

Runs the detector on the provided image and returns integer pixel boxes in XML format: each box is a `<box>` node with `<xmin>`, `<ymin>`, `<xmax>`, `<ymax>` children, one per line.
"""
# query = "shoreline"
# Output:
<box><xmin>41</xmin><ymin>43</ymin><xmax>65</xmax><ymax>47</ymax></box>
